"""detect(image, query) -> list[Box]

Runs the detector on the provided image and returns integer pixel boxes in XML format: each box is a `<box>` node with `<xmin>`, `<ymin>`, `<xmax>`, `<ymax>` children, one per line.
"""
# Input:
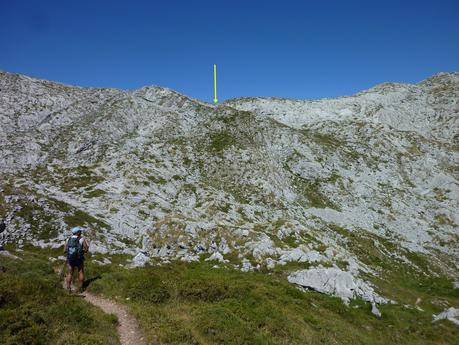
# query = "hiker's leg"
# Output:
<box><xmin>66</xmin><ymin>264</ymin><xmax>74</xmax><ymax>290</ymax></box>
<box><xmin>78</xmin><ymin>264</ymin><xmax>85</xmax><ymax>292</ymax></box>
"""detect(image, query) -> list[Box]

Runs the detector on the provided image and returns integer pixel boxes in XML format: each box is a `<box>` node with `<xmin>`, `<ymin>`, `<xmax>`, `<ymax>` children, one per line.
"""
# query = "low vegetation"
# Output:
<box><xmin>208</xmin><ymin>131</ymin><xmax>237</xmax><ymax>152</ymax></box>
<box><xmin>2</xmin><ymin>245</ymin><xmax>458</xmax><ymax>345</ymax></box>
<box><xmin>0</xmin><ymin>249</ymin><xmax>119</xmax><ymax>345</ymax></box>
<box><xmin>0</xmin><ymin>242</ymin><xmax>459</xmax><ymax>345</ymax></box>
<box><xmin>64</xmin><ymin>210</ymin><xmax>111</xmax><ymax>230</ymax></box>
<box><xmin>89</xmin><ymin>256</ymin><xmax>459</xmax><ymax>345</ymax></box>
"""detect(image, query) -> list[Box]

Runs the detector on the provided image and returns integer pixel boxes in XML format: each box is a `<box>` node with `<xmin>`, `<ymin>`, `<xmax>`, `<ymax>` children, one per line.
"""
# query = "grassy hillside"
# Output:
<box><xmin>0</xmin><ymin>248</ymin><xmax>119</xmax><ymax>345</ymax></box>
<box><xmin>2</xmin><ymin>245</ymin><xmax>457</xmax><ymax>345</ymax></box>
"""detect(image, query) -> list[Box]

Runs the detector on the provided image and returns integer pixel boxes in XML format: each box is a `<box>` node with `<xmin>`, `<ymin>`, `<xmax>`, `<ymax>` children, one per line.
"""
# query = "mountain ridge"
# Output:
<box><xmin>1</xmin><ymin>70</ymin><xmax>458</xmax><ymax>311</ymax></box>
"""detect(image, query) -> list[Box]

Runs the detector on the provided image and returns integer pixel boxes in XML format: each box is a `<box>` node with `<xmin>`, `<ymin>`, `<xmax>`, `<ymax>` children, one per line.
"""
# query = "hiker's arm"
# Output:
<box><xmin>83</xmin><ymin>239</ymin><xmax>89</xmax><ymax>253</ymax></box>
<box><xmin>63</xmin><ymin>240</ymin><xmax>68</xmax><ymax>254</ymax></box>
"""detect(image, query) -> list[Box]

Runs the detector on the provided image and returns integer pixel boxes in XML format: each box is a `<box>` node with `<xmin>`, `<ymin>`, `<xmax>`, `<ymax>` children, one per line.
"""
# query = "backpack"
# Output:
<box><xmin>67</xmin><ymin>237</ymin><xmax>83</xmax><ymax>261</ymax></box>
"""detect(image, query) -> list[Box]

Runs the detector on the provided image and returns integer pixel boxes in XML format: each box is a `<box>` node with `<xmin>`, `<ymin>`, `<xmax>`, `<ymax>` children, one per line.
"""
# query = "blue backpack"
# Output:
<box><xmin>67</xmin><ymin>237</ymin><xmax>83</xmax><ymax>261</ymax></box>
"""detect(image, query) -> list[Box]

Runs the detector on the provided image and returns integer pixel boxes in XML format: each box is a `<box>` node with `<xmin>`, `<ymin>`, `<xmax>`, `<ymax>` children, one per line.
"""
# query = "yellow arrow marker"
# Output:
<box><xmin>213</xmin><ymin>64</ymin><xmax>218</xmax><ymax>104</ymax></box>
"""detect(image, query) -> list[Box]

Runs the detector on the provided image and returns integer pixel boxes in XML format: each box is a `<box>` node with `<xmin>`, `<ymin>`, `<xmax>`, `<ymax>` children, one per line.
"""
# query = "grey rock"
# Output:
<box><xmin>93</xmin><ymin>257</ymin><xmax>112</xmax><ymax>265</ymax></box>
<box><xmin>288</xmin><ymin>267</ymin><xmax>388</xmax><ymax>305</ymax></box>
<box><xmin>371</xmin><ymin>303</ymin><xmax>382</xmax><ymax>318</ymax></box>
<box><xmin>180</xmin><ymin>253</ymin><xmax>199</xmax><ymax>262</ymax></box>
<box><xmin>152</xmin><ymin>246</ymin><xmax>173</xmax><ymax>257</ymax></box>
<box><xmin>0</xmin><ymin>250</ymin><xmax>22</xmax><ymax>260</ymax></box>
<box><xmin>205</xmin><ymin>251</ymin><xmax>226</xmax><ymax>263</ymax></box>
<box><xmin>241</xmin><ymin>260</ymin><xmax>253</xmax><ymax>272</ymax></box>
<box><xmin>131</xmin><ymin>252</ymin><xmax>150</xmax><ymax>267</ymax></box>
<box><xmin>432</xmin><ymin>307</ymin><xmax>459</xmax><ymax>326</ymax></box>
<box><xmin>1</xmin><ymin>70</ymin><xmax>459</xmax><ymax>305</ymax></box>
<box><xmin>218</xmin><ymin>238</ymin><xmax>231</xmax><ymax>254</ymax></box>
<box><xmin>279</xmin><ymin>248</ymin><xmax>325</xmax><ymax>264</ymax></box>
<box><xmin>265</xmin><ymin>258</ymin><xmax>276</xmax><ymax>270</ymax></box>
<box><xmin>103</xmin><ymin>257</ymin><xmax>112</xmax><ymax>265</ymax></box>
<box><xmin>89</xmin><ymin>242</ymin><xmax>110</xmax><ymax>254</ymax></box>
<box><xmin>248</xmin><ymin>234</ymin><xmax>278</xmax><ymax>260</ymax></box>
<box><xmin>194</xmin><ymin>243</ymin><xmax>207</xmax><ymax>253</ymax></box>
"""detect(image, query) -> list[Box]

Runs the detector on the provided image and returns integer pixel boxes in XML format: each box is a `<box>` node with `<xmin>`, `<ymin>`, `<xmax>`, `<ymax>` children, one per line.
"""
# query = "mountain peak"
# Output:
<box><xmin>1</xmin><ymin>71</ymin><xmax>458</xmax><ymax>316</ymax></box>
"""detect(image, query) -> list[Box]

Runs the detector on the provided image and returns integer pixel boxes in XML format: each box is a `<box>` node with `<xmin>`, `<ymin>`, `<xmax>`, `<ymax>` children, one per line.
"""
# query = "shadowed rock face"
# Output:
<box><xmin>1</xmin><ymin>70</ymin><xmax>458</xmax><ymax>303</ymax></box>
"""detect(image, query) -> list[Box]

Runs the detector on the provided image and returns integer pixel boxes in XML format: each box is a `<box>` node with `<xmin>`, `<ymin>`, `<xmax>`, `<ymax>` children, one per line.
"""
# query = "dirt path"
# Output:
<box><xmin>82</xmin><ymin>290</ymin><xmax>147</xmax><ymax>345</ymax></box>
<box><xmin>61</xmin><ymin>279</ymin><xmax>147</xmax><ymax>345</ymax></box>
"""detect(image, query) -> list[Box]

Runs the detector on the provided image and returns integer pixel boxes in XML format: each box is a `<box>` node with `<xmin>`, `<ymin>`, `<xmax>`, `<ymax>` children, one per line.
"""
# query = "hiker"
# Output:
<box><xmin>64</xmin><ymin>226</ymin><xmax>89</xmax><ymax>293</ymax></box>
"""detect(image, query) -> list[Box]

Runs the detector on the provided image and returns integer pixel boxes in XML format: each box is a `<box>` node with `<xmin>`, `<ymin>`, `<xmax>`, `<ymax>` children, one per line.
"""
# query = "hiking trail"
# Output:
<box><xmin>82</xmin><ymin>290</ymin><xmax>147</xmax><ymax>345</ymax></box>
<box><xmin>60</xmin><ymin>278</ymin><xmax>147</xmax><ymax>345</ymax></box>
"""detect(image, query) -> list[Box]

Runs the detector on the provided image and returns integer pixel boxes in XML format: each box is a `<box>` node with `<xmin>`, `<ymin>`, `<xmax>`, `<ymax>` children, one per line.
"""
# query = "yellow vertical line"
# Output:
<box><xmin>213</xmin><ymin>64</ymin><xmax>217</xmax><ymax>102</ymax></box>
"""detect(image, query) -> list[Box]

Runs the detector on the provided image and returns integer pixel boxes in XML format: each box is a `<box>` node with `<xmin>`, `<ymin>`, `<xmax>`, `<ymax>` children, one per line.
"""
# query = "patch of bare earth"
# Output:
<box><xmin>82</xmin><ymin>291</ymin><xmax>147</xmax><ymax>345</ymax></box>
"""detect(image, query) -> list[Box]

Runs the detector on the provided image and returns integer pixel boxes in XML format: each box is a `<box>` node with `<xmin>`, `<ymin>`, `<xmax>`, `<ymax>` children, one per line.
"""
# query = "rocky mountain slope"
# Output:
<box><xmin>1</xmin><ymin>71</ymin><xmax>458</xmax><ymax>311</ymax></box>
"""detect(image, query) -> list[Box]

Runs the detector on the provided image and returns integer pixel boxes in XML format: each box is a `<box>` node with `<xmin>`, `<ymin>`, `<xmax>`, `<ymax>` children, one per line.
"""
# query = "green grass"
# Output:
<box><xmin>328</xmin><ymin>224</ymin><xmax>459</xmax><ymax>309</ymax></box>
<box><xmin>64</xmin><ymin>210</ymin><xmax>111</xmax><ymax>230</ymax></box>
<box><xmin>0</xmin><ymin>252</ymin><xmax>119</xmax><ymax>345</ymax></box>
<box><xmin>300</xmin><ymin>129</ymin><xmax>345</xmax><ymax>149</ymax></box>
<box><xmin>282</xmin><ymin>234</ymin><xmax>300</xmax><ymax>248</ymax></box>
<box><xmin>0</xmin><ymin>176</ymin><xmax>12</xmax><ymax>218</ymax></box>
<box><xmin>214</xmin><ymin>110</ymin><xmax>256</xmax><ymax>126</ymax></box>
<box><xmin>147</xmin><ymin>175</ymin><xmax>167</xmax><ymax>185</ymax></box>
<box><xmin>14</xmin><ymin>200</ymin><xmax>59</xmax><ymax>239</ymax></box>
<box><xmin>3</xmin><ymin>245</ymin><xmax>458</xmax><ymax>345</ymax></box>
<box><xmin>84</xmin><ymin>258</ymin><xmax>458</xmax><ymax>345</ymax></box>
<box><xmin>209</xmin><ymin>131</ymin><xmax>237</xmax><ymax>152</ymax></box>
<box><xmin>434</xmin><ymin>214</ymin><xmax>456</xmax><ymax>227</ymax></box>
<box><xmin>83</xmin><ymin>189</ymin><xmax>106</xmax><ymax>198</ymax></box>
<box><xmin>292</xmin><ymin>176</ymin><xmax>339</xmax><ymax>209</ymax></box>
<box><xmin>29</xmin><ymin>165</ymin><xmax>105</xmax><ymax>193</ymax></box>
<box><xmin>0</xmin><ymin>181</ymin><xmax>110</xmax><ymax>240</ymax></box>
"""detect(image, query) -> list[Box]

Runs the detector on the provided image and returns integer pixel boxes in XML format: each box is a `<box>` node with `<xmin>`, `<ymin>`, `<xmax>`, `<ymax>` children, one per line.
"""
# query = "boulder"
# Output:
<box><xmin>89</xmin><ymin>242</ymin><xmax>110</xmax><ymax>254</ymax></box>
<box><xmin>218</xmin><ymin>239</ymin><xmax>231</xmax><ymax>254</ymax></box>
<box><xmin>279</xmin><ymin>248</ymin><xmax>325</xmax><ymax>263</ymax></box>
<box><xmin>131</xmin><ymin>252</ymin><xmax>150</xmax><ymax>267</ymax></box>
<box><xmin>288</xmin><ymin>267</ymin><xmax>388</xmax><ymax>305</ymax></box>
<box><xmin>248</xmin><ymin>234</ymin><xmax>278</xmax><ymax>260</ymax></box>
<box><xmin>371</xmin><ymin>303</ymin><xmax>382</xmax><ymax>318</ymax></box>
<box><xmin>180</xmin><ymin>253</ymin><xmax>200</xmax><ymax>262</ymax></box>
<box><xmin>433</xmin><ymin>307</ymin><xmax>459</xmax><ymax>326</ymax></box>
<box><xmin>0</xmin><ymin>250</ymin><xmax>22</xmax><ymax>260</ymax></box>
<box><xmin>241</xmin><ymin>260</ymin><xmax>253</xmax><ymax>272</ymax></box>
<box><xmin>205</xmin><ymin>251</ymin><xmax>226</xmax><ymax>263</ymax></box>
<box><xmin>265</xmin><ymin>258</ymin><xmax>276</xmax><ymax>270</ymax></box>
<box><xmin>93</xmin><ymin>257</ymin><xmax>112</xmax><ymax>265</ymax></box>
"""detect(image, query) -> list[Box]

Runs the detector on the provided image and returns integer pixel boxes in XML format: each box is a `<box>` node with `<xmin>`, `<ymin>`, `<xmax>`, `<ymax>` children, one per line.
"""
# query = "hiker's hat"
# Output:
<box><xmin>71</xmin><ymin>226</ymin><xmax>83</xmax><ymax>234</ymax></box>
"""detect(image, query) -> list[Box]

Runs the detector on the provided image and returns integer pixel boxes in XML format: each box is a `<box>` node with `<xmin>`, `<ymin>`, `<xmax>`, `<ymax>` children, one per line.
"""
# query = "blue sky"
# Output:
<box><xmin>1</xmin><ymin>0</ymin><xmax>458</xmax><ymax>102</ymax></box>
